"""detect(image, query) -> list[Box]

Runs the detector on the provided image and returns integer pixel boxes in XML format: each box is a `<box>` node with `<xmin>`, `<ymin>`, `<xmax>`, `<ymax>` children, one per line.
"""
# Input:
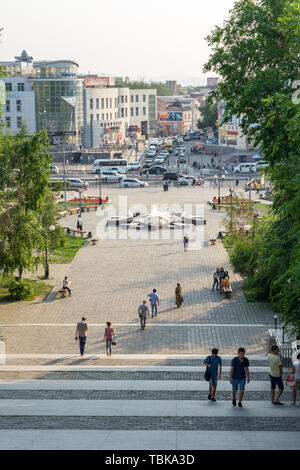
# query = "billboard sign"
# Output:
<box><xmin>159</xmin><ymin>112</ymin><xmax>182</xmax><ymax>121</ymax></box>
<box><xmin>84</xmin><ymin>76</ymin><xmax>115</xmax><ymax>87</ymax></box>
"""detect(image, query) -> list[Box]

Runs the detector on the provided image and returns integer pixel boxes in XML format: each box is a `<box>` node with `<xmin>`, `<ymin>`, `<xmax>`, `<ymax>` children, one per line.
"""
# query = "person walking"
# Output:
<box><xmin>103</xmin><ymin>321</ymin><xmax>115</xmax><ymax>357</ymax></box>
<box><xmin>62</xmin><ymin>276</ymin><xmax>71</xmax><ymax>296</ymax></box>
<box><xmin>77</xmin><ymin>215</ymin><xmax>83</xmax><ymax>231</ymax></box>
<box><xmin>75</xmin><ymin>316</ymin><xmax>88</xmax><ymax>356</ymax></box>
<box><xmin>212</xmin><ymin>268</ymin><xmax>219</xmax><ymax>291</ymax></box>
<box><xmin>267</xmin><ymin>344</ymin><xmax>285</xmax><ymax>405</ymax></box>
<box><xmin>204</xmin><ymin>348</ymin><xmax>222</xmax><ymax>401</ymax></box>
<box><xmin>175</xmin><ymin>283</ymin><xmax>183</xmax><ymax>308</ymax></box>
<box><xmin>138</xmin><ymin>300</ymin><xmax>149</xmax><ymax>330</ymax></box>
<box><xmin>290</xmin><ymin>353</ymin><xmax>300</xmax><ymax>406</ymax></box>
<box><xmin>230</xmin><ymin>347</ymin><xmax>250</xmax><ymax>407</ymax></box>
<box><xmin>183</xmin><ymin>234</ymin><xmax>189</xmax><ymax>251</ymax></box>
<box><xmin>147</xmin><ymin>289</ymin><xmax>159</xmax><ymax>317</ymax></box>
<box><xmin>235</xmin><ymin>178</ymin><xmax>239</xmax><ymax>188</ymax></box>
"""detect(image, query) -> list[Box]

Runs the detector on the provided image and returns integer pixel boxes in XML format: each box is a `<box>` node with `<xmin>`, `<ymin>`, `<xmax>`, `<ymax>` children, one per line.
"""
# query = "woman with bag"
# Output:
<box><xmin>175</xmin><ymin>283</ymin><xmax>183</xmax><ymax>308</ymax></box>
<box><xmin>103</xmin><ymin>322</ymin><xmax>115</xmax><ymax>357</ymax></box>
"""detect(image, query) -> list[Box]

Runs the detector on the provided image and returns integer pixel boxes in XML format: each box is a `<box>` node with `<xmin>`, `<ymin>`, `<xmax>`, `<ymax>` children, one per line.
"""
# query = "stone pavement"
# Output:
<box><xmin>0</xmin><ymin>185</ymin><xmax>292</xmax><ymax>450</ymax></box>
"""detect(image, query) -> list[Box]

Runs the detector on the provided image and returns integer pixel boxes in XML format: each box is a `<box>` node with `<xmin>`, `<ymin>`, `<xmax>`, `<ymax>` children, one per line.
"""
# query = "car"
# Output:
<box><xmin>52</xmin><ymin>166</ymin><xmax>59</xmax><ymax>174</ymax></box>
<box><xmin>178</xmin><ymin>155</ymin><xmax>186</xmax><ymax>163</ymax></box>
<box><xmin>67</xmin><ymin>178</ymin><xmax>89</xmax><ymax>189</ymax></box>
<box><xmin>155</xmin><ymin>156</ymin><xmax>166</xmax><ymax>164</ymax></box>
<box><xmin>127</xmin><ymin>162</ymin><xmax>141</xmax><ymax>171</ymax></box>
<box><xmin>163</xmin><ymin>172</ymin><xmax>185</xmax><ymax>181</ymax></box>
<box><xmin>233</xmin><ymin>163</ymin><xmax>257</xmax><ymax>173</ymax></box>
<box><xmin>183</xmin><ymin>135</ymin><xmax>191</xmax><ymax>141</ymax></box>
<box><xmin>99</xmin><ymin>171</ymin><xmax>125</xmax><ymax>183</ymax></box>
<box><xmin>179</xmin><ymin>176</ymin><xmax>198</xmax><ymax>185</ymax></box>
<box><xmin>120</xmin><ymin>178</ymin><xmax>148</xmax><ymax>188</ymax></box>
<box><xmin>254</xmin><ymin>160</ymin><xmax>269</xmax><ymax>171</ymax></box>
<box><xmin>146</xmin><ymin>150</ymin><xmax>156</xmax><ymax>158</ymax></box>
<box><xmin>142</xmin><ymin>166</ymin><xmax>167</xmax><ymax>175</ymax></box>
<box><xmin>149</xmin><ymin>145</ymin><xmax>157</xmax><ymax>152</ymax></box>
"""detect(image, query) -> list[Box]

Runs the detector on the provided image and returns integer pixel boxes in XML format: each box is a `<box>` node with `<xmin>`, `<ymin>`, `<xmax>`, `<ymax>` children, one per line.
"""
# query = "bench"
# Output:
<box><xmin>221</xmin><ymin>284</ymin><xmax>232</xmax><ymax>298</ymax></box>
<box><xmin>57</xmin><ymin>210</ymin><xmax>69</xmax><ymax>218</ymax></box>
<box><xmin>58</xmin><ymin>288</ymin><xmax>69</xmax><ymax>298</ymax></box>
<box><xmin>68</xmin><ymin>229</ymin><xmax>87</xmax><ymax>237</ymax></box>
<box><xmin>85</xmin><ymin>205</ymin><xmax>100</xmax><ymax>212</ymax></box>
<box><xmin>68</xmin><ymin>208</ymin><xmax>81</xmax><ymax>214</ymax></box>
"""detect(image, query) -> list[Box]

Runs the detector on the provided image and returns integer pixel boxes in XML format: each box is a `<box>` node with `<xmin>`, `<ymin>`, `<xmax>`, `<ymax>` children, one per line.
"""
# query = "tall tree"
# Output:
<box><xmin>197</xmin><ymin>102</ymin><xmax>218</xmax><ymax>132</ymax></box>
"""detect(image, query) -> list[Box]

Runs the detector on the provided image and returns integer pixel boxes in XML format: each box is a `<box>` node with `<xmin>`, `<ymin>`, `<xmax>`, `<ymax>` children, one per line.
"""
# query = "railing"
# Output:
<box><xmin>267</xmin><ymin>328</ymin><xmax>297</xmax><ymax>368</ymax></box>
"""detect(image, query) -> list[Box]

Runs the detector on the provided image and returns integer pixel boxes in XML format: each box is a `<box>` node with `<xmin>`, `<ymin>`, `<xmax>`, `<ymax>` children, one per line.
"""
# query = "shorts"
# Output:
<box><xmin>232</xmin><ymin>377</ymin><xmax>246</xmax><ymax>391</ymax></box>
<box><xmin>209</xmin><ymin>376</ymin><xmax>218</xmax><ymax>387</ymax></box>
<box><xmin>269</xmin><ymin>375</ymin><xmax>284</xmax><ymax>390</ymax></box>
<box><xmin>295</xmin><ymin>380</ymin><xmax>300</xmax><ymax>391</ymax></box>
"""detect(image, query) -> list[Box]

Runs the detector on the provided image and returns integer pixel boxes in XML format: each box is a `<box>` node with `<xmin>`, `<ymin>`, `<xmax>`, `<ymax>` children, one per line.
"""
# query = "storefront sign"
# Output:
<box><xmin>227</xmin><ymin>130</ymin><xmax>238</xmax><ymax>135</ymax></box>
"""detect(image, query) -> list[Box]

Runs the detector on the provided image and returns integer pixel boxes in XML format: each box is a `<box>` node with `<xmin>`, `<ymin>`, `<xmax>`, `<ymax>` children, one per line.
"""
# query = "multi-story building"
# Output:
<box><xmin>157</xmin><ymin>97</ymin><xmax>194</xmax><ymax>136</ymax></box>
<box><xmin>218</xmin><ymin>101</ymin><xmax>256</xmax><ymax>151</ymax></box>
<box><xmin>2</xmin><ymin>76</ymin><xmax>36</xmax><ymax>135</ymax></box>
<box><xmin>128</xmin><ymin>89</ymin><xmax>157</xmax><ymax>138</ymax></box>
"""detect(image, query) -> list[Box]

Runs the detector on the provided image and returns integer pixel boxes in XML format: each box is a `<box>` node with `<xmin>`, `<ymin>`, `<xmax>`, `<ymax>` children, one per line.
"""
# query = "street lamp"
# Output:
<box><xmin>95</xmin><ymin>175</ymin><xmax>102</xmax><ymax>205</ymax></box>
<box><xmin>45</xmin><ymin>225</ymin><xmax>56</xmax><ymax>279</ymax></box>
<box><xmin>274</xmin><ymin>314</ymin><xmax>278</xmax><ymax>331</ymax></box>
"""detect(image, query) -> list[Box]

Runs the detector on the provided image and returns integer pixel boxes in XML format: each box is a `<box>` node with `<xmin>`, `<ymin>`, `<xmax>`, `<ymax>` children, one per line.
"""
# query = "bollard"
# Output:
<box><xmin>0</xmin><ymin>336</ymin><xmax>6</xmax><ymax>365</ymax></box>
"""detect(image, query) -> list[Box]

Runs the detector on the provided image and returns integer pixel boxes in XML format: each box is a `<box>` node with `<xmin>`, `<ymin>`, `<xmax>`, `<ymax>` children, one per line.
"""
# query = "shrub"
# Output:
<box><xmin>8</xmin><ymin>279</ymin><xmax>33</xmax><ymax>300</ymax></box>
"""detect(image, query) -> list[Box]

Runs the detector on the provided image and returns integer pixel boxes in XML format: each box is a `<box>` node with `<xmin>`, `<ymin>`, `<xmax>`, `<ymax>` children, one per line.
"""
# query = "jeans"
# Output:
<box><xmin>79</xmin><ymin>336</ymin><xmax>86</xmax><ymax>356</ymax></box>
<box><xmin>140</xmin><ymin>315</ymin><xmax>146</xmax><ymax>329</ymax></box>
<box><xmin>151</xmin><ymin>304</ymin><xmax>157</xmax><ymax>317</ymax></box>
<box><xmin>106</xmin><ymin>339</ymin><xmax>112</xmax><ymax>355</ymax></box>
<box><xmin>212</xmin><ymin>278</ymin><xmax>218</xmax><ymax>290</ymax></box>
<box><xmin>64</xmin><ymin>286</ymin><xmax>71</xmax><ymax>295</ymax></box>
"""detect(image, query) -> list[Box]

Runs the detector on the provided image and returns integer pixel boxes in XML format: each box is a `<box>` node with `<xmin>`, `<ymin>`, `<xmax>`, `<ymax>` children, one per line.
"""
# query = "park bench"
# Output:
<box><xmin>85</xmin><ymin>205</ymin><xmax>100</xmax><ymax>212</ymax></box>
<box><xmin>68</xmin><ymin>208</ymin><xmax>81</xmax><ymax>215</ymax></box>
<box><xmin>63</xmin><ymin>227</ymin><xmax>86</xmax><ymax>237</ymax></box>
<box><xmin>57</xmin><ymin>210</ymin><xmax>69</xmax><ymax>218</ymax></box>
<box><xmin>220</xmin><ymin>283</ymin><xmax>233</xmax><ymax>298</ymax></box>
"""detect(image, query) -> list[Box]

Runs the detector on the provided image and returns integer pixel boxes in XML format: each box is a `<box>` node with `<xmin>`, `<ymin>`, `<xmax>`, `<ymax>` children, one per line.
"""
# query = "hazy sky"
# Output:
<box><xmin>1</xmin><ymin>0</ymin><xmax>236</xmax><ymax>85</ymax></box>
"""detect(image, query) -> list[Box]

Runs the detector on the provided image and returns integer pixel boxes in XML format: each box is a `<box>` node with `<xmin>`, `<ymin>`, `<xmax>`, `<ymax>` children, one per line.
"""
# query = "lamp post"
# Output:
<box><xmin>45</xmin><ymin>225</ymin><xmax>56</xmax><ymax>279</ymax></box>
<box><xmin>95</xmin><ymin>175</ymin><xmax>102</xmax><ymax>205</ymax></box>
<box><xmin>274</xmin><ymin>314</ymin><xmax>278</xmax><ymax>331</ymax></box>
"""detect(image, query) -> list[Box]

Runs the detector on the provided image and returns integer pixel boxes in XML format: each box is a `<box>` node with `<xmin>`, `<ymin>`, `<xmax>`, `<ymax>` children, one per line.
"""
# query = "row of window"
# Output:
<box><xmin>6</xmin><ymin>116</ymin><xmax>22</xmax><ymax>128</ymax></box>
<box><xmin>5</xmin><ymin>83</ymin><xmax>25</xmax><ymax>92</ymax></box>
<box><xmin>89</xmin><ymin>94</ymin><xmax>147</xmax><ymax>110</ymax></box>
<box><xmin>90</xmin><ymin>106</ymin><xmax>147</xmax><ymax>122</ymax></box>
<box><xmin>6</xmin><ymin>100</ymin><xmax>22</xmax><ymax>112</ymax></box>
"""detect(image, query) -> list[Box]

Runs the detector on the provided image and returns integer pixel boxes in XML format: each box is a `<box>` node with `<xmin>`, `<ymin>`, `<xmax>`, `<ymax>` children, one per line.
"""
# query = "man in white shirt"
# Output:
<box><xmin>63</xmin><ymin>276</ymin><xmax>71</xmax><ymax>296</ymax></box>
<box><xmin>147</xmin><ymin>289</ymin><xmax>159</xmax><ymax>317</ymax></box>
<box><xmin>77</xmin><ymin>216</ymin><xmax>83</xmax><ymax>231</ymax></box>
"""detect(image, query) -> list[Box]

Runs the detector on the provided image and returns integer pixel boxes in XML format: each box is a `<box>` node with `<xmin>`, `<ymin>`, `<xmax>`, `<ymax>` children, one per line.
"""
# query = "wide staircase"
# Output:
<box><xmin>0</xmin><ymin>355</ymin><xmax>299</xmax><ymax>450</ymax></box>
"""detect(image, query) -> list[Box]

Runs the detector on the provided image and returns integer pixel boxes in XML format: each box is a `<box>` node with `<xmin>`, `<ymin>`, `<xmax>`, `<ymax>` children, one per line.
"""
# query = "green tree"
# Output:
<box><xmin>197</xmin><ymin>102</ymin><xmax>218</xmax><ymax>132</ymax></box>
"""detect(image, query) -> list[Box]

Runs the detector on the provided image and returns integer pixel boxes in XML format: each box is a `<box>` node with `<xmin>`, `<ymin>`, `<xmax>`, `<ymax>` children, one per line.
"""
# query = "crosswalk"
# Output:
<box><xmin>0</xmin><ymin>355</ymin><xmax>299</xmax><ymax>450</ymax></box>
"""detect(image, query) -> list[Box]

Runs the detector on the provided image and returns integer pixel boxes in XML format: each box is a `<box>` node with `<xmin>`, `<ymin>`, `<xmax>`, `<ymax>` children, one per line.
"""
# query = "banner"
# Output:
<box><xmin>159</xmin><ymin>112</ymin><xmax>182</xmax><ymax>121</ymax></box>
<box><xmin>84</xmin><ymin>76</ymin><xmax>115</xmax><ymax>87</ymax></box>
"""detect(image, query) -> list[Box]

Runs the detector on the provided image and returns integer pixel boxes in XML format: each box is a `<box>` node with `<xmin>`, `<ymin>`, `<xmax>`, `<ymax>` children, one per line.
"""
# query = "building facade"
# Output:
<box><xmin>157</xmin><ymin>96</ymin><xmax>196</xmax><ymax>135</ymax></box>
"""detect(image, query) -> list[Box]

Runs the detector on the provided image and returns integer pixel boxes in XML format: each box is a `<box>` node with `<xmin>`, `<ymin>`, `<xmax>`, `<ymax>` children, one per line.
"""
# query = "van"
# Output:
<box><xmin>254</xmin><ymin>160</ymin><xmax>269</xmax><ymax>171</ymax></box>
<box><xmin>233</xmin><ymin>163</ymin><xmax>257</xmax><ymax>173</ymax></box>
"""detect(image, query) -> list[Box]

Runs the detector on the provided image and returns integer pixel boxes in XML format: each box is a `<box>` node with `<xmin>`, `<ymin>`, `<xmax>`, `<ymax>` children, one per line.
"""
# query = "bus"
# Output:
<box><xmin>92</xmin><ymin>159</ymin><xmax>128</xmax><ymax>174</ymax></box>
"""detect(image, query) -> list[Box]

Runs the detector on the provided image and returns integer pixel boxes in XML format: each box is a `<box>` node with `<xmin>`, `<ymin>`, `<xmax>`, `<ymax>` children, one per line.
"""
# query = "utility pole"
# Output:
<box><xmin>63</xmin><ymin>144</ymin><xmax>67</xmax><ymax>210</ymax></box>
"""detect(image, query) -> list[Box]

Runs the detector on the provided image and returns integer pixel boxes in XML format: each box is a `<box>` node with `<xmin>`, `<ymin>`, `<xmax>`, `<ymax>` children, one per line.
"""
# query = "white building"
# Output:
<box><xmin>1</xmin><ymin>76</ymin><xmax>36</xmax><ymax>135</ymax></box>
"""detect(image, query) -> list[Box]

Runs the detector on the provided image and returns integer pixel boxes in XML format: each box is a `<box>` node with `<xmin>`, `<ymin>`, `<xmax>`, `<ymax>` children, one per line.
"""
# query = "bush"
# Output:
<box><xmin>8</xmin><ymin>279</ymin><xmax>33</xmax><ymax>300</ymax></box>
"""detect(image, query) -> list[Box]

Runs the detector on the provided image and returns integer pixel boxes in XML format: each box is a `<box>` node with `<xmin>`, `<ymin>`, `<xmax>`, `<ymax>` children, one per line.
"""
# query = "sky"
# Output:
<box><xmin>1</xmin><ymin>0</ymin><xmax>236</xmax><ymax>85</ymax></box>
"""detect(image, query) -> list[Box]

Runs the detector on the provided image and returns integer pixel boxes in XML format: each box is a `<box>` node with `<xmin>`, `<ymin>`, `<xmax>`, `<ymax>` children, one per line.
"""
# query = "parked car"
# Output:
<box><xmin>67</xmin><ymin>178</ymin><xmax>89</xmax><ymax>189</ymax></box>
<box><xmin>179</xmin><ymin>176</ymin><xmax>198</xmax><ymax>185</ymax></box>
<box><xmin>127</xmin><ymin>162</ymin><xmax>141</xmax><ymax>171</ymax></box>
<box><xmin>178</xmin><ymin>154</ymin><xmax>186</xmax><ymax>163</ymax></box>
<box><xmin>142</xmin><ymin>166</ymin><xmax>167</xmax><ymax>175</ymax></box>
<box><xmin>163</xmin><ymin>172</ymin><xmax>185</xmax><ymax>181</ymax></box>
<box><xmin>120</xmin><ymin>178</ymin><xmax>148</xmax><ymax>188</ymax></box>
<box><xmin>99</xmin><ymin>171</ymin><xmax>125</xmax><ymax>183</ymax></box>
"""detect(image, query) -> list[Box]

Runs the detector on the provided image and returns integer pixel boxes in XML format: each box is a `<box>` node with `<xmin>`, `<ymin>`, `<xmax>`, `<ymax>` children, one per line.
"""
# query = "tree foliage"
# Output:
<box><xmin>204</xmin><ymin>0</ymin><xmax>300</xmax><ymax>333</ymax></box>
<box><xmin>197</xmin><ymin>102</ymin><xmax>218</xmax><ymax>132</ymax></box>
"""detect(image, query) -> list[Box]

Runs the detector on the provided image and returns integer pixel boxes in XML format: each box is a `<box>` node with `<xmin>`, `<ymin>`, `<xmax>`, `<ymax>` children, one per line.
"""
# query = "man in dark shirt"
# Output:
<box><xmin>75</xmin><ymin>317</ymin><xmax>88</xmax><ymax>356</ymax></box>
<box><xmin>230</xmin><ymin>347</ymin><xmax>250</xmax><ymax>407</ymax></box>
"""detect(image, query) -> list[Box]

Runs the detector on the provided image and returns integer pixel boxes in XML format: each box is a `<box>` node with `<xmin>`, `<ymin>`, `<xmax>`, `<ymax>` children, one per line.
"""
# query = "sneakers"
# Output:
<box><xmin>208</xmin><ymin>394</ymin><xmax>211</xmax><ymax>400</ymax></box>
<box><xmin>273</xmin><ymin>401</ymin><xmax>285</xmax><ymax>406</ymax></box>
<box><xmin>238</xmin><ymin>402</ymin><xmax>243</xmax><ymax>407</ymax></box>
<box><xmin>211</xmin><ymin>397</ymin><xmax>216</xmax><ymax>402</ymax></box>
<box><xmin>232</xmin><ymin>399</ymin><xmax>236</xmax><ymax>406</ymax></box>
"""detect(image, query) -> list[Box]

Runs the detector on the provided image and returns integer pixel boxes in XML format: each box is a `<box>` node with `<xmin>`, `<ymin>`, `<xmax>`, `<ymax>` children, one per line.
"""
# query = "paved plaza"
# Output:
<box><xmin>0</xmin><ymin>185</ymin><xmax>299</xmax><ymax>450</ymax></box>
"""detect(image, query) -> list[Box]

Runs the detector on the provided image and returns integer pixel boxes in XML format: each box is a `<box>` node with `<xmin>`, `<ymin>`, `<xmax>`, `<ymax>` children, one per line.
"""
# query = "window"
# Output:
<box><xmin>125</xmin><ymin>108</ymin><xmax>128</xmax><ymax>117</ymax></box>
<box><xmin>130</xmin><ymin>95</ymin><xmax>134</xmax><ymax>103</ymax></box>
<box><xmin>143</xmin><ymin>107</ymin><xmax>146</xmax><ymax>116</ymax></box>
<box><xmin>16</xmin><ymin>100</ymin><xmax>22</xmax><ymax>112</ymax></box>
<box><xmin>136</xmin><ymin>95</ymin><xmax>139</xmax><ymax>102</ymax></box>
<box><xmin>90</xmin><ymin>99</ymin><xmax>93</xmax><ymax>110</ymax></box>
<box><xmin>121</xmin><ymin>108</ymin><xmax>124</xmax><ymax>117</ymax></box>
<box><xmin>17</xmin><ymin>116</ymin><xmax>22</xmax><ymax>128</ymax></box>
<box><xmin>130</xmin><ymin>108</ymin><xmax>134</xmax><ymax>116</ymax></box>
<box><xmin>5</xmin><ymin>83</ymin><xmax>12</xmax><ymax>92</ymax></box>
<box><xmin>90</xmin><ymin>114</ymin><xmax>93</xmax><ymax>121</ymax></box>
<box><xmin>110</xmin><ymin>98</ymin><xmax>112</xmax><ymax>108</ymax></box>
<box><xmin>6</xmin><ymin>116</ymin><xmax>11</xmax><ymax>127</ymax></box>
<box><xmin>97</xmin><ymin>114</ymin><xmax>99</xmax><ymax>120</ymax></box>
<box><xmin>115</xmin><ymin>112</ymin><xmax>117</xmax><ymax>118</ymax></box>
<box><xmin>106</xmin><ymin>98</ymin><xmax>108</xmax><ymax>108</ymax></box>
<box><xmin>121</xmin><ymin>95</ymin><xmax>124</xmax><ymax>103</ymax></box>
<box><xmin>136</xmin><ymin>107</ymin><xmax>139</xmax><ymax>116</ymax></box>
<box><xmin>106</xmin><ymin>113</ymin><xmax>109</xmax><ymax>120</ymax></box>
<box><xmin>115</xmin><ymin>98</ymin><xmax>117</xmax><ymax>107</ymax></box>
<box><xmin>101</xmin><ymin>98</ymin><xmax>104</xmax><ymax>108</ymax></box>
<box><xmin>143</xmin><ymin>95</ymin><xmax>146</xmax><ymax>102</ymax></box>
<box><xmin>96</xmin><ymin>98</ymin><xmax>99</xmax><ymax>109</ymax></box>
<box><xmin>125</xmin><ymin>96</ymin><xmax>128</xmax><ymax>103</ymax></box>
<box><xmin>17</xmin><ymin>83</ymin><xmax>25</xmax><ymax>91</ymax></box>
<box><xmin>100</xmin><ymin>123</ymin><xmax>103</xmax><ymax>127</ymax></box>
<box><xmin>6</xmin><ymin>100</ymin><xmax>10</xmax><ymax>112</ymax></box>
<box><xmin>110</xmin><ymin>113</ymin><xmax>112</xmax><ymax>119</ymax></box>
<box><xmin>102</xmin><ymin>113</ymin><xmax>105</xmax><ymax>120</ymax></box>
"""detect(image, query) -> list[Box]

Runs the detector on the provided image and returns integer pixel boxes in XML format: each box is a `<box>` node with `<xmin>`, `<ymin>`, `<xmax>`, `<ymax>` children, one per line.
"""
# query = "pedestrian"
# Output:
<box><xmin>230</xmin><ymin>347</ymin><xmax>250</xmax><ymax>407</ymax></box>
<box><xmin>75</xmin><ymin>316</ymin><xmax>88</xmax><ymax>356</ymax></box>
<box><xmin>204</xmin><ymin>348</ymin><xmax>222</xmax><ymax>401</ymax></box>
<box><xmin>138</xmin><ymin>300</ymin><xmax>149</xmax><ymax>330</ymax></box>
<box><xmin>183</xmin><ymin>234</ymin><xmax>189</xmax><ymax>251</ymax></box>
<box><xmin>235</xmin><ymin>178</ymin><xmax>239</xmax><ymax>188</ymax></box>
<box><xmin>166</xmin><ymin>179</ymin><xmax>169</xmax><ymax>191</ymax></box>
<box><xmin>77</xmin><ymin>215</ymin><xmax>83</xmax><ymax>231</ymax></box>
<box><xmin>192</xmin><ymin>178</ymin><xmax>196</xmax><ymax>188</ymax></box>
<box><xmin>175</xmin><ymin>283</ymin><xmax>183</xmax><ymax>308</ymax></box>
<box><xmin>103</xmin><ymin>321</ymin><xmax>115</xmax><ymax>357</ymax></box>
<box><xmin>147</xmin><ymin>289</ymin><xmax>160</xmax><ymax>317</ymax></box>
<box><xmin>62</xmin><ymin>276</ymin><xmax>71</xmax><ymax>296</ymax></box>
<box><xmin>267</xmin><ymin>344</ymin><xmax>285</xmax><ymax>405</ymax></box>
<box><xmin>290</xmin><ymin>353</ymin><xmax>300</xmax><ymax>406</ymax></box>
<box><xmin>212</xmin><ymin>268</ymin><xmax>219</xmax><ymax>291</ymax></box>
<box><xmin>201</xmin><ymin>178</ymin><xmax>204</xmax><ymax>188</ymax></box>
<box><xmin>256</xmin><ymin>182</ymin><xmax>260</xmax><ymax>195</ymax></box>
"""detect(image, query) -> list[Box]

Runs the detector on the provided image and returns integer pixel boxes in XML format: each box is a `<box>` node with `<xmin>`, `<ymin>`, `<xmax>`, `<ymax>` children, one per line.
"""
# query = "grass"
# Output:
<box><xmin>242</xmin><ymin>283</ymin><xmax>269</xmax><ymax>302</ymax></box>
<box><xmin>55</xmin><ymin>201</ymin><xmax>98</xmax><ymax>211</ymax></box>
<box><xmin>0</xmin><ymin>275</ymin><xmax>53</xmax><ymax>302</ymax></box>
<box><xmin>49</xmin><ymin>235</ymin><xmax>86</xmax><ymax>264</ymax></box>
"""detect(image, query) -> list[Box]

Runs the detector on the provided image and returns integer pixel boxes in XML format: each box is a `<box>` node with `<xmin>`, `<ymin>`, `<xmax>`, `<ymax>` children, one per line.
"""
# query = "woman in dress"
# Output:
<box><xmin>103</xmin><ymin>321</ymin><xmax>115</xmax><ymax>356</ymax></box>
<box><xmin>175</xmin><ymin>283</ymin><xmax>183</xmax><ymax>308</ymax></box>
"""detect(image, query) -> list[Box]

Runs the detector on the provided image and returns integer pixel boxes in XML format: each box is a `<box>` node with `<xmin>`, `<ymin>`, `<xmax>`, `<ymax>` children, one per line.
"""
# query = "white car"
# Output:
<box><xmin>234</xmin><ymin>163</ymin><xmax>257</xmax><ymax>173</ymax></box>
<box><xmin>149</xmin><ymin>145</ymin><xmax>157</xmax><ymax>152</ymax></box>
<box><xmin>99</xmin><ymin>171</ymin><xmax>125</xmax><ymax>183</ymax></box>
<box><xmin>127</xmin><ymin>162</ymin><xmax>141</xmax><ymax>171</ymax></box>
<box><xmin>160</xmin><ymin>150</ymin><xmax>169</xmax><ymax>156</ymax></box>
<box><xmin>67</xmin><ymin>178</ymin><xmax>89</xmax><ymax>189</ymax></box>
<box><xmin>146</xmin><ymin>150</ymin><xmax>156</xmax><ymax>158</ymax></box>
<box><xmin>52</xmin><ymin>166</ymin><xmax>59</xmax><ymax>174</ymax></box>
<box><xmin>254</xmin><ymin>160</ymin><xmax>269</xmax><ymax>171</ymax></box>
<box><xmin>120</xmin><ymin>178</ymin><xmax>148</xmax><ymax>188</ymax></box>
<box><xmin>155</xmin><ymin>156</ymin><xmax>166</xmax><ymax>164</ymax></box>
